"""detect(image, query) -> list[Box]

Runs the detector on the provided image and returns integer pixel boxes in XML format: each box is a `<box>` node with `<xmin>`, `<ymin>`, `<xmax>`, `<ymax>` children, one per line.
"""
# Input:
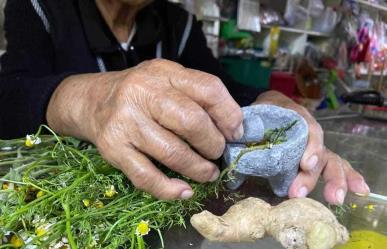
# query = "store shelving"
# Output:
<box><xmin>261</xmin><ymin>25</ymin><xmax>331</xmax><ymax>37</ymax></box>
<box><xmin>355</xmin><ymin>0</ymin><xmax>387</xmax><ymax>12</ymax></box>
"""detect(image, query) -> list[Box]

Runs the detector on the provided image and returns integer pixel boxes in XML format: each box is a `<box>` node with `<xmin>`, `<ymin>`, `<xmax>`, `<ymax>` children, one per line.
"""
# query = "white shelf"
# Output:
<box><xmin>349</xmin><ymin>68</ymin><xmax>387</xmax><ymax>76</ymax></box>
<box><xmin>356</xmin><ymin>0</ymin><xmax>387</xmax><ymax>12</ymax></box>
<box><xmin>261</xmin><ymin>25</ymin><xmax>331</xmax><ymax>37</ymax></box>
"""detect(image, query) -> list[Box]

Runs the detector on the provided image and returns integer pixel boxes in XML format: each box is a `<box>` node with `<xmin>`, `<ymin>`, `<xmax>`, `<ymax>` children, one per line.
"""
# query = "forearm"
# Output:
<box><xmin>46</xmin><ymin>71</ymin><xmax>126</xmax><ymax>142</ymax></box>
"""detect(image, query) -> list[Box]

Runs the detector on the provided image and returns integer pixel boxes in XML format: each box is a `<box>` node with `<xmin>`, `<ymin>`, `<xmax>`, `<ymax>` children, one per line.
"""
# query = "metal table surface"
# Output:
<box><xmin>149</xmin><ymin>113</ymin><xmax>387</xmax><ymax>249</ymax></box>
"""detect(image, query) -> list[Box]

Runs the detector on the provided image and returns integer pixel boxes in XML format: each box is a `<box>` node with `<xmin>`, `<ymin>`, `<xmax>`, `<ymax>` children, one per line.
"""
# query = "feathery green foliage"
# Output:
<box><xmin>0</xmin><ymin>126</ymin><xmax>218</xmax><ymax>249</ymax></box>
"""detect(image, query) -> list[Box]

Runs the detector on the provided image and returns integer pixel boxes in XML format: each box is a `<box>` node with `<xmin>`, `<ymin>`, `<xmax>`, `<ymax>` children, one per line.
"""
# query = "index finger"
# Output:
<box><xmin>100</xmin><ymin>143</ymin><xmax>194</xmax><ymax>200</ymax></box>
<box><xmin>170</xmin><ymin>68</ymin><xmax>244</xmax><ymax>141</ymax></box>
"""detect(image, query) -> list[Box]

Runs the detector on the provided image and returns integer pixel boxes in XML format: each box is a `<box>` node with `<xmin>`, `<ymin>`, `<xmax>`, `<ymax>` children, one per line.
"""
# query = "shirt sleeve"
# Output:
<box><xmin>178</xmin><ymin>15</ymin><xmax>261</xmax><ymax>107</ymax></box>
<box><xmin>0</xmin><ymin>0</ymin><xmax>73</xmax><ymax>139</ymax></box>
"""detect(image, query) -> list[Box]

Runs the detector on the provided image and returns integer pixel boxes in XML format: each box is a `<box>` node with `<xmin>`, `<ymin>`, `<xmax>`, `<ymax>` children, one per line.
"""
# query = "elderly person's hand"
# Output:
<box><xmin>47</xmin><ymin>59</ymin><xmax>243</xmax><ymax>200</ymax></box>
<box><xmin>253</xmin><ymin>90</ymin><xmax>370</xmax><ymax>204</ymax></box>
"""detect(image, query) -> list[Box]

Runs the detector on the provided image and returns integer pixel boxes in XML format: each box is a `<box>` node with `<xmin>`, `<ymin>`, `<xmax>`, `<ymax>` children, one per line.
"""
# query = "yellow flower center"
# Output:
<box><xmin>36</xmin><ymin>190</ymin><xmax>45</xmax><ymax>198</ymax></box>
<box><xmin>136</xmin><ymin>220</ymin><xmax>150</xmax><ymax>236</ymax></box>
<box><xmin>25</xmin><ymin>135</ymin><xmax>41</xmax><ymax>147</ymax></box>
<box><xmin>36</xmin><ymin>226</ymin><xmax>47</xmax><ymax>237</ymax></box>
<box><xmin>104</xmin><ymin>185</ymin><xmax>118</xmax><ymax>198</ymax></box>
<box><xmin>82</xmin><ymin>199</ymin><xmax>91</xmax><ymax>207</ymax></box>
<box><xmin>366</xmin><ymin>204</ymin><xmax>375</xmax><ymax>211</ymax></box>
<box><xmin>95</xmin><ymin>200</ymin><xmax>104</xmax><ymax>208</ymax></box>
<box><xmin>2</xmin><ymin>183</ymin><xmax>9</xmax><ymax>190</ymax></box>
<box><xmin>10</xmin><ymin>235</ymin><xmax>23</xmax><ymax>248</ymax></box>
<box><xmin>25</xmin><ymin>138</ymin><xmax>34</xmax><ymax>147</ymax></box>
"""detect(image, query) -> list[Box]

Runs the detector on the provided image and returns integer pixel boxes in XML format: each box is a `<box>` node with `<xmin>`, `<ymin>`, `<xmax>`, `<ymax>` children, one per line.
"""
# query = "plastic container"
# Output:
<box><xmin>220</xmin><ymin>20</ymin><xmax>252</xmax><ymax>40</ymax></box>
<box><xmin>269</xmin><ymin>72</ymin><xmax>297</xmax><ymax>98</ymax></box>
<box><xmin>221</xmin><ymin>57</ymin><xmax>271</xmax><ymax>89</ymax></box>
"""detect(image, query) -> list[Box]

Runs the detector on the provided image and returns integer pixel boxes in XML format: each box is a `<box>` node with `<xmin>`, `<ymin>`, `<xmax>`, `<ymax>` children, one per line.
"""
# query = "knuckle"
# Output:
<box><xmin>95</xmin><ymin>129</ymin><xmax>114</xmax><ymax>154</ymax></box>
<box><xmin>350</xmin><ymin>169</ymin><xmax>365</xmax><ymax>181</ymax></box>
<box><xmin>228</xmin><ymin>108</ymin><xmax>243</xmax><ymax>130</ymax></box>
<box><xmin>208</xmin><ymin>137</ymin><xmax>226</xmax><ymax>159</ymax></box>
<box><xmin>207</xmin><ymin>74</ymin><xmax>223</xmax><ymax>89</ymax></box>
<box><xmin>130</xmin><ymin>168</ymin><xmax>154</xmax><ymax>190</ymax></box>
<box><xmin>159</xmin><ymin>143</ymin><xmax>191</xmax><ymax>167</ymax></box>
<box><xmin>202</xmin><ymin>75</ymin><xmax>226</xmax><ymax>99</ymax></box>
<box><xmin>180</xmin><ymin>107</ymin><xmax>209</xmax><ymax>133</ymax></box>
<box><xmin>197</xmin><ymin>164</ymin><xmax>216</xmax><ymax>182</ymax></box>
<box><xmin>144</xmin><ymin>58</ymin><xmax>165</xmax><ymax>67</ymax></box>
<box><xmin>141</xmin><ymin>58</ymin><xmax>180</xmax><ymax>71</ymax></box>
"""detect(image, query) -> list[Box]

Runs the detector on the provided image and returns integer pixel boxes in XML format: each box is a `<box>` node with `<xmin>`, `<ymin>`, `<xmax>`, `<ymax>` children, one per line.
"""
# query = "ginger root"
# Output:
<box><xmin>191</xmin><ymin>197</ymin><xmax>349</xmax><ymax>249</ymax></box>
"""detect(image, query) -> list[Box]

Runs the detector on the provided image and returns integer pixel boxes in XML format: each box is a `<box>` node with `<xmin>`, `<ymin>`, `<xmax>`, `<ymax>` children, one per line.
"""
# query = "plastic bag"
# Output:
<box><xmin>309</xmin><ymin>0</ymin><xmax>325</xmax><ymax>17</ymax></box>
<box><xmin>285</xmin><ymin>0</ymin><xmax>325</xmax><ymax>27</ymax></box>
<box><xmin>260</xmin><ymin>8</ymin><xmax>284</xmax><ymax>26</ymax></box>
<box><xmin>237</xmin><ymin>0</ymin><xmax>261</xmax><ymax>32</ymax></box>
<box><xmin>312</xmin><ymin>7</ymin><xmax>341</xmax><ymax>33</ymax></box>
<box><xmin>284</xmin><ymin>0</ymin><xmax>309</xmax><ymax>27</ymax></box>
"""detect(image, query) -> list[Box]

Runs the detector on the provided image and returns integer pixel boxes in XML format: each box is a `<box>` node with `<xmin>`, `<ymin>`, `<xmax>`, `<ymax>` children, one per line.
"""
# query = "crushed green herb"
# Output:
<box><xmin>225</xmin><ymin>120</ymin><xmax>298</xmax><ymax>179</ymax></box>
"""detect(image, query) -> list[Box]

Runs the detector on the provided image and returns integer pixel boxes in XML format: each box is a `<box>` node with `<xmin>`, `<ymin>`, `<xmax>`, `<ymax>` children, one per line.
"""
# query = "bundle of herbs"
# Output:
<box><xmin>0</xmin><ymin>126</ymin><xmax>218</xmax><ymax>249</ymax></box>
<box><xmin>0</xmin><ymin>121</ymin><xmax>297</xmax><ymax>249</ymax></box>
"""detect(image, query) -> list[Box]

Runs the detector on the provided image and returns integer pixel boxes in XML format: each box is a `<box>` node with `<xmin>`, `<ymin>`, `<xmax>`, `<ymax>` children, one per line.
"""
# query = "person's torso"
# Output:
<box><xmin>37</xmin><ymin>0</ymin><xmax>191</xmax><ymax>74</ymax></box>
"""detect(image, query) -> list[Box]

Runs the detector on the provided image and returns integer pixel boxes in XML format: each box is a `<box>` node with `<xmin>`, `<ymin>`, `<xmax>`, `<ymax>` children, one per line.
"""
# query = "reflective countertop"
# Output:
<box><xmin>149</xmin><ymin>111</ymin><xmax>387</xmax><ymax>249</ymax></box>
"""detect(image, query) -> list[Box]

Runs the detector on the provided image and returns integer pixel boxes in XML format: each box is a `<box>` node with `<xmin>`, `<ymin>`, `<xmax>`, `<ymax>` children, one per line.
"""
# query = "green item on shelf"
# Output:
<box><xmin>220</xmin><ymin>20</ymin><xmax>252</xmax><ymax>40</ymax></box>
<box><xmin>326</xmin><ymin>70</ymin><xmax>340</xmax><ymax>109</ymax></box>
<box><xmin>221</xmin><ymin>57</ymin><xmax>271</xmax><ymax>89</ymax></box>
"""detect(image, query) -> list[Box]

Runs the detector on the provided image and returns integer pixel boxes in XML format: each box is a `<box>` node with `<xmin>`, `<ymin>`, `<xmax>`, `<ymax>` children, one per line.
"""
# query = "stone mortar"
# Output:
<box><xmin>223</xmin><ymin>104</ymin><xmax>308</xmax><ymax>197</ymax></box>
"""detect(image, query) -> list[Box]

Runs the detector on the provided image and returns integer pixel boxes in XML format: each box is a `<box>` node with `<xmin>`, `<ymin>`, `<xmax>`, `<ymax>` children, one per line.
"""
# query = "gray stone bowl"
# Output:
<box><xmin>223</xmin><ymin>104</ymin><xmax>308</xmax><ymax>197</ymax></box>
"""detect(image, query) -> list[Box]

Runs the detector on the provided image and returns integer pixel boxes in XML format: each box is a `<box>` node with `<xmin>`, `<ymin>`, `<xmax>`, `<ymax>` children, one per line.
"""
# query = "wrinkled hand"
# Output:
<box><xmin>253</xmin><ymin>91</ymin><xmax>370</xmax><ymax>204</ymax></box>
<box><xmin>47</xmin><ymin>59</ymin><xmax>243</xmax><ymax>200</ymax></box>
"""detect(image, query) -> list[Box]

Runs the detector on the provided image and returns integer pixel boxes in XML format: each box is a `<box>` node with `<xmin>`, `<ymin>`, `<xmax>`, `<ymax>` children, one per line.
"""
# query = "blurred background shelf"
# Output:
<box><xmin>356</xmin><ymin>0</ymin><xmax>387</xmax><ymax>12</ymax></box>
<box><xmin>261</xmin><ymin>25</ymin><xmax>331</xmax><ymax>37</ymax></box>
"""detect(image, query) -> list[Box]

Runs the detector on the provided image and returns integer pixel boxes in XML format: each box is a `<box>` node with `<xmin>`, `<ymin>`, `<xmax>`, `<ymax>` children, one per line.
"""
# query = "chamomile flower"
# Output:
<box><xmin>366</xmin><ymin>204</ymin><xmax>376</xmax><ymax>211</ymax></box>
<box><xmin>1</xmin><ymin>182</ymin><xmax>9</xmax><ymax>190</ymax></box>
<box><xmin>33</xmin><ymin>222</ymin><xmax>53</xmax><ymax>239</ymax></box>
<box><xmin>95</xmin><ymin>199</ymin><xmax>104</xmax><ymax>208</ymax></box>
<box><xmin>36</xmin><ymin>190</ymin><xmax>45</xmax><ymax>198</ymax></box>
<box><xmin>10</xmin><ymin>235</ymin><xmax>23</xmax><ymax>248</ymax></box>
<box><xmin>82</xmin><ymin>199</ymin><xmax>91</xmax><ymax>207</ymax></box>
<box><xmin>49</xmin><ymin>240</ymin><xmax>69</xmax><ymax>249</ymax></box>
<box><xmin>104</xmin><ymin>185</ymin><xmax>118</xmax><ymax>198</ymax></box>
<box><xmin>135</xmin><ymin>220</ymin><xmax>150</xmax><ymax>236</ymax></box>
<box><xmin>35</xmin><ymin>226</ymin><xmax>47</xmax><ymax>237</ymax></box>
<box><xmin>25</xmin><ymin>135</ymin><xmax>41</xmax><ymax>148</ymax></box>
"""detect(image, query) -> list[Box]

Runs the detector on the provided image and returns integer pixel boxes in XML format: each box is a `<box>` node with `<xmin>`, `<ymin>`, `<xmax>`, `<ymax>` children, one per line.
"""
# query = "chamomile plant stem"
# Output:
<box><xmin>63</xmin><ymin>200</ymin><xmax>78</xmax><ymax>249</ymax></box>
<box><xmin>0</xmin><ymin>125</ymin><xmax>221</xmax><ymax>248</ymax></box>
<box><xmin>157</xmin><ymin>228</ymin><xmax>165</xmax><ymax>248</ymax></box>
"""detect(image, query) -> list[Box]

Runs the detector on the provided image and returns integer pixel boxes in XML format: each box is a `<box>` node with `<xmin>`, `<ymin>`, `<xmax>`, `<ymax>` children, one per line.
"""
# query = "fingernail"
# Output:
<box><xmin>209</xmin><ymin>169</ymin><xmax>220</xmax><ymax>182</ymax></box>
<box><xmin>305</xmin><ymin>155</ymin><xmax>318</xmax><ymax>170</ymax></box>
<box><xmin>232</xmin><ymin>124</ymin><xmax>244</xmax><ymax>140</ymax></box>
<box><xmin>336</xmin><ymin>189</ymin><xmax>346</xmax><ymax>204</ymax></box>
<box><xmin>297</xmin><ymin>186</ymin><xmax>308</xmax><ymax>197</ymax></box>
<box><xmin>180</xmin><ymin>190</ymin><xmax>194</xmax><ymax>200</ymax></box>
